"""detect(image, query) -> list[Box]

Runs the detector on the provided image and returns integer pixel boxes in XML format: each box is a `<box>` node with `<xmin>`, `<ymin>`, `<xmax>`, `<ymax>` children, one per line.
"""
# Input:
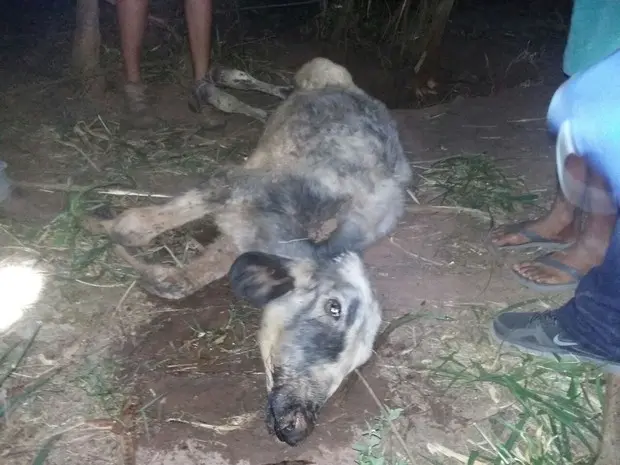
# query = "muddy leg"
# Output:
<box><xmin>114</xmin><ymin>234</ymin><xmax>237</xmax><ymax>300</ymax></box>
<box><xmin>116</xmin><ymin>0</ymin><xmax>162</xmax><ymax>129</ymax></box>
<box><xmin>84</xmin><ymin>189</ymin><xmax>212</xmax><ymax>247</ymax></box>
<box><xmin>211</xmin><ymin>67</ymin><xmax>293</xmax><ymax>100</ymax></box>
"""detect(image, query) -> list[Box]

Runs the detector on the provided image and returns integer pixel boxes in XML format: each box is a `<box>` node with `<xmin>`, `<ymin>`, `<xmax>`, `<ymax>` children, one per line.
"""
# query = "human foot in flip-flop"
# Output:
<box><xmin>511</xmin><ymin>240</ymin><xmax>607</xmax><ymax>293</ymax></box>
<box><xmin>490</xmin><ymin>216</ymin><xmax>578</xmax><ymax>251</ymax></box>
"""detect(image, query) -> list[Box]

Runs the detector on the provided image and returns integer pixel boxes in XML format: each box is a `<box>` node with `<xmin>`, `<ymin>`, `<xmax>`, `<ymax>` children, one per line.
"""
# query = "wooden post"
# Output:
<box><xmin>411</xmin><ymin>0</ymin><xmax>454</xmax><ymax>95</ymax></box>
<box><xmin>71</xmin><ymin>0</ymin><xmax>101</xmax><ymax>78</ymax></box>
<box><xmin>596</xmin><ymin>374</ymin><xmax>620</xmax><ymax>464</ymax></box>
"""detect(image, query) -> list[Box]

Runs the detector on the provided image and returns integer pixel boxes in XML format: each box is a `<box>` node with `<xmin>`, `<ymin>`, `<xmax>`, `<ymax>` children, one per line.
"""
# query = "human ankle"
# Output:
<box><xmin>544</xmin><ymin>207</ymin><xmax>575</xmax><ymax>230</ymax></box>
<box><xmin>577</xmin><ymin>235</ymin><xmax>609</xmax><ymax>260</ymax></box>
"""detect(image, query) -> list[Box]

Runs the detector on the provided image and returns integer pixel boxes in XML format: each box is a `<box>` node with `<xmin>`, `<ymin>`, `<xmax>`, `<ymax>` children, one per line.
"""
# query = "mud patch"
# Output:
<box><xmin>118</xmin><ymin>277</ymin><xmax>388</xmax><ymax>464</ymax></box>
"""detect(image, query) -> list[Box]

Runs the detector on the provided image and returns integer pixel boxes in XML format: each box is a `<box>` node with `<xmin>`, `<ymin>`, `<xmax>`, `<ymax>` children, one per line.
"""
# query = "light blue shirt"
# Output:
<box><xmin>548</xmin><ymin>49</ymin><xmax>620</xmax><ymax>203</ymax></box>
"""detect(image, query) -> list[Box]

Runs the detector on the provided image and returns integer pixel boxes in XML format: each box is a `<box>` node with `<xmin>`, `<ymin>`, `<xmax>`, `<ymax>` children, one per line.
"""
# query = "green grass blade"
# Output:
<box><xmin>0</xmin><ymin>324</ymin><xmax>42</xmax><ymax>387</ymax></box>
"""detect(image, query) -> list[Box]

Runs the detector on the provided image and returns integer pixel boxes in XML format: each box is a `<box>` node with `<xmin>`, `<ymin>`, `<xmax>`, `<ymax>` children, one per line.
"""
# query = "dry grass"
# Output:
<box><xmin>413</xmin><ymin>153</ymin><xmax>539</xmax><ymax>220</ymax></box>
<box><xmin>430</xmin><ymin>316</ymin><xmax>605</xmax><ymax>464</ymax></box>
<box><xmin>361</xmin><ymin>297</ymin><xmax>606</xmax><ymax>465</ymax></box>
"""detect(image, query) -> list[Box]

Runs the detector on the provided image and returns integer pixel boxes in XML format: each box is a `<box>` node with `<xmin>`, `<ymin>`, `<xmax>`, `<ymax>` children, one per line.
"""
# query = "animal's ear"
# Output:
<box><xmin>228</xmin><ymin>252</ymin><xmax>296</xmax><ymax>308</ymax></box>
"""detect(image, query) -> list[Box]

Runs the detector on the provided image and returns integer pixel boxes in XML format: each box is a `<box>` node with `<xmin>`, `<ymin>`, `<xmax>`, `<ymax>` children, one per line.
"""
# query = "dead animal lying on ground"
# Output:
<box><xmin>85</xmin><ymin>57</ymin><xmax>412</xmax><ymax>446</ymax></box>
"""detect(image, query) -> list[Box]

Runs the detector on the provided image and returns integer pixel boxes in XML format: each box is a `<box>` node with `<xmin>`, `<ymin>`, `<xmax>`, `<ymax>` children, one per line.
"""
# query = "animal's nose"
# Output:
<box><xmin>266</xmin><ymin>392</ymin><xmax>317</xmax><ymax>446</ymax></box>
<box><xmin>272</xmin><ymin>407</ymin><xmax>314</xmax><ymax>446</ymax></box>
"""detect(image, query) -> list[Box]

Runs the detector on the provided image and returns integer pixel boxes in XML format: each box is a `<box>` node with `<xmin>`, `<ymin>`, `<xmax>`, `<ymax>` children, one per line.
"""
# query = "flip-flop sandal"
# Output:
<box><xmin>492</xmin><ymin>221</ymin><xmax>573</xmax><ymax>251</ymax></box>
<box><xmin>511</xmin><ymin>252</ymin><xmax>584</xmax><ymax>293</ymax></box>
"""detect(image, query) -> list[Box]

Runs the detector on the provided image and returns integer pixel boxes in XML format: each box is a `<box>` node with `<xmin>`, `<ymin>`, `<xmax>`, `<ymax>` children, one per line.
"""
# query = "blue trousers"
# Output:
<box><xmin>558</xmin><ymin>213</ymin><xmax>620</xmax><ymax>361</ymax></box>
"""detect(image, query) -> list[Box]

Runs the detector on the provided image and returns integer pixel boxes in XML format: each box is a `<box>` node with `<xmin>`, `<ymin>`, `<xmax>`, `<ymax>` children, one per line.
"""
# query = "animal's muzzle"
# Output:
<box><xmin>266</xmin><ymin>390</ymin><xmax>319</xmax><ymax>446</ymax></box>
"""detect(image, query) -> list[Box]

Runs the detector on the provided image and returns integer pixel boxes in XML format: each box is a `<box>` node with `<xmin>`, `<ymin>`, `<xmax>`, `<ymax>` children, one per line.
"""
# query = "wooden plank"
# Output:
<box><xmin>597</xmin><ymin>374</ymin><xmax>620</xmax><ymax>465</ymax></box>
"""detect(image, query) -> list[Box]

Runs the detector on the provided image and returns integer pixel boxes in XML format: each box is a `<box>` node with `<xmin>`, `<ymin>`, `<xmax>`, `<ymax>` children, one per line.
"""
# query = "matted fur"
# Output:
<box><xmin>88</xmin><ymin>57</ymin><xmax>412</xmax><ymax>446</ymax></box>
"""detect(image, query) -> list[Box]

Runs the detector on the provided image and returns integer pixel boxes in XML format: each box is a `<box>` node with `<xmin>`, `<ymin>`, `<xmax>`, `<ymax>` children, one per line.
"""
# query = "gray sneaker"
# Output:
<box><xmin>490</xmin><ymin>309</ymin><xmax>620</xmax><ymax>373</ymax></box>
<box><xmin>123</xmin><ymin>82</ymin><xmax>160</xmax><ymax>129</ymax></box>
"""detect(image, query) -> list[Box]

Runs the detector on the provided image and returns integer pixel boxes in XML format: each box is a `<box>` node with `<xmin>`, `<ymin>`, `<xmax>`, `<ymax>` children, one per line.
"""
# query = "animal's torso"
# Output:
<box><xmin>216</xmin><ymin>86</ymin><xmax>412</xmax><ymax>259</ymax></box>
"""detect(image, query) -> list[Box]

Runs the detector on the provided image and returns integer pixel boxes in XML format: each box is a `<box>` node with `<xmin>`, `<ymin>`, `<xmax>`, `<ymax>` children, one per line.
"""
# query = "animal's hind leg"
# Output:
<box><xmin>83</xmin><ymin>189</ymin><xmax>212</xmax><ymax>247</ymax></box>
<box><xmin>211</xmin><ymin>67</ymin><xmax>293</xmax><ymax>100</ymax></box>
<box><xmin>113</xmin><ymin>234</ymin><xmax>237</xmax><ymax>300</ymax></box>
<box><xmin>197</xmin><ymin>78</ymin><xmax>269</xmax><ymax>122</ymax></box>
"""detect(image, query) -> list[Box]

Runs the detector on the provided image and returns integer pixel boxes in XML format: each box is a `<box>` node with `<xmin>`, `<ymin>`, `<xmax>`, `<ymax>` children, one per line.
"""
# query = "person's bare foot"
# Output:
<box><xmin>513</xmin><ymin>236</ymin><xmax>608</xmax><ymax>286</ymax></box>
<box><xmin>188</xmin><ymin>75</ymin><xmax>215</xmax><ymax>114</ymax></box>
<box><xmin>490</xmin><ymin>215</ymin><xmax>578</xmax><ymax>248</ymax></box>
<box><xmin>188</xmin><ymin>76</ymin><xmax>228</xmax><ymax>128</ymax></box>
<box><xmin>123</xmin><ymin>82</ymin><xmax>160</xmax><ymax>129</ymax></box>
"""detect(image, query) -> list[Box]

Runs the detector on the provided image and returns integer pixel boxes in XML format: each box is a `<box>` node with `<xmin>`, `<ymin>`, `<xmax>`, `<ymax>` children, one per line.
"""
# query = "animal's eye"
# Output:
<box><xmin>324</xmin><ymin>298</ymin><xmax>342</xmax><ymax>319</ymax></box>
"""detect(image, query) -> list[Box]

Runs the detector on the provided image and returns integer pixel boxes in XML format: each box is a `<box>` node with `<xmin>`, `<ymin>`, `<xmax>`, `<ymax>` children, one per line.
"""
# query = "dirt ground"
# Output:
<box><xmin>0</xmin><ymin>1</ymin><xmax>596</xmax><ymax>465</ymax></box>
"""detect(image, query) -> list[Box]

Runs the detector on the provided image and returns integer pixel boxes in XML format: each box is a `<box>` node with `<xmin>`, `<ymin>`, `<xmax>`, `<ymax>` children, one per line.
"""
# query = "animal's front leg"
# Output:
<box><xmin>212</xmin><ymin>67</ymin><xmax>293</xmax><ymax>100</ymax></box>
<box><xmin>113</xmin><ymin>235</ymin><xmax>238</xmax><ymax>300</ymax></box>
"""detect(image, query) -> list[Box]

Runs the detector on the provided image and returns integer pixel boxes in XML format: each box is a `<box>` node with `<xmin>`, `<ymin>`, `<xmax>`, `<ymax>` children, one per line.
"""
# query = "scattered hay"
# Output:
<box><xmin>166</xmin><ymin>411</ymin><xmax>259</xmax><ymax>435</ymax></box>
<box><xmin>415</xmin><ymin>153</ymin><xmax>538</xmax><ymax>218</ymax></box>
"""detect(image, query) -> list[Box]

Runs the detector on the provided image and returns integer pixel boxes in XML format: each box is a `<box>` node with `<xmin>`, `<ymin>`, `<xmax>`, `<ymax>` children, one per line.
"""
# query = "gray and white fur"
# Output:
<box><xmin>88</xmin><ymin>57</ymin><xmax>412</xmax><ymax>446</ymax></box>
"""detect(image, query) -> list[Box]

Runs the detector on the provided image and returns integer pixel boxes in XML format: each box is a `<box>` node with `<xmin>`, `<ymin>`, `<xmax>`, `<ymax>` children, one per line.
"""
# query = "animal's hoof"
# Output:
<box><xmin>245</xmin><ymin>107</ymin><xmax>268</xmax><ymax>122</ymax></box>
<box><xmin>274</xmin><ymin>85</ymin><xmax>294</xmax><ymax>100</ymax></box>
<box><xmin>139</xmin><ymin>265</ymin><xmax>197</xmax><ymax>300</ymax></box>
<box><xmin>81</xmin><ymin>215</ymin><xmax>111</xmax><ymax>236</ymax></box>
<box><xmin>92</xmin><ymin>204</ymin><xmax>117</xmax><ymax>220</ymax></box>
<box><xmin>80</xmin><ymin>204</ymin><xmax>118</xmax><ymax>236</ymax></box>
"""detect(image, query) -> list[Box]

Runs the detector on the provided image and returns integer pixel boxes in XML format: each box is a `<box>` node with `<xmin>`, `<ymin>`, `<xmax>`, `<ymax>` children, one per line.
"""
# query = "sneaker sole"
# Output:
<box><xmin>489</xmin><ymin>320</ymin><xmax>620</xmax><ymax>374</ymax></box>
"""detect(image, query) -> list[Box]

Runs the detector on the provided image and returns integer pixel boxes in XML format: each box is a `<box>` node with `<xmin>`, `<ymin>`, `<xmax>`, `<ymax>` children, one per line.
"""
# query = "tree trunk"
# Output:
<box><xmin>72</xmin><ymin>0</ymin><xmax>101</xmax><ymax>78</ymax></box>
<box><xmin>412</xmin><ymin>0</ymin><xmax>454</xmax><ymax>83</ymax></box>
<box><xmin>596</xmin><ymin>374</ymin><xmax>620</xmax><ymax>465</ymax></box>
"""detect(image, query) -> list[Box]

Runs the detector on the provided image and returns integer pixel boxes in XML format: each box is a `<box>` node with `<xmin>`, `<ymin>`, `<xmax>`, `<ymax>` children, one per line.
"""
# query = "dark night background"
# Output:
<box><xmin>0</xmin><ymin>0</ymin><xmax>574</xmax><ymax>109</ymax></box>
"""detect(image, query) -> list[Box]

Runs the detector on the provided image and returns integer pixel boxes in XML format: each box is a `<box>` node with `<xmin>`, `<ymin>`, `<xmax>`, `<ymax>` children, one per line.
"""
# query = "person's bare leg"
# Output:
<box><xmin>117</xmin><ymin>0</ymin><xmax>158</xmax><ymax>127</ymax></box>
<box><xmin>185</xmin><ymin>0</ymin><xmax>221</xmax><ymax>115</ymax></box>
<box><xmin>491</xmin><ymin>180</ymin><xmax>580</xmax><ymax>247</ymax></box>
<box><xmin>515</xmin><ymin>164</ymin><xmax>615</xmax><ymax>286</ymax></box>
<box><xmin>117</xmin><ymin>0</ymin><xmax>148</xmax><ymax>84</ymax></box>
<box><xmin>185</xmin><ymin>0</ymin><xmax>213</xmax><ymax>82</ymax></box>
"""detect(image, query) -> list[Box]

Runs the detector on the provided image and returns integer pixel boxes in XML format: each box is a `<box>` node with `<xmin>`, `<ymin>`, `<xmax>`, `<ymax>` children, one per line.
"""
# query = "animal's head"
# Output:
<box><xmin>294</xmin><ymin>57</ymin><xmax>361</xmax><ymax>93</ymax></box>
<box><xmin>228</xmin><ymin>250</ymin><xmax>381</xmax><ymax>446</ymax></box>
